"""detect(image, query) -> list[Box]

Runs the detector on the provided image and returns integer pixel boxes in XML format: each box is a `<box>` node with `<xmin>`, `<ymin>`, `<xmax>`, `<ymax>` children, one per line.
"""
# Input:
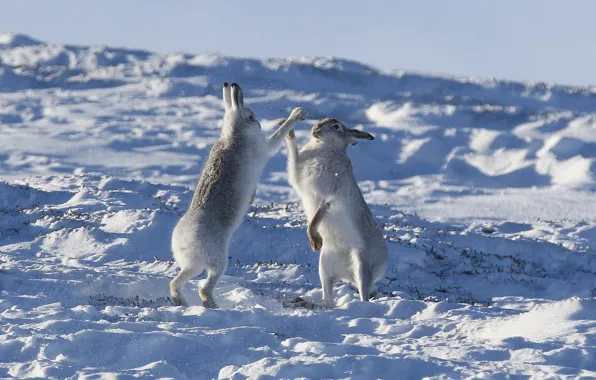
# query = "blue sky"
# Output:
<box><xmin>2</xmin><ymin>0</ymin><xmax>595</xmax><ymax>86</ymax></box>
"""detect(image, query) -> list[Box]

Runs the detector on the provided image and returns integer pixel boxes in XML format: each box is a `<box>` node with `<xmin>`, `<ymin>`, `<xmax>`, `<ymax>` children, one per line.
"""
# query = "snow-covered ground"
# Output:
<box><xmin>1</xmin><ymin>33</ymin><xmax>596</xmax><ymax>379</ymax></box>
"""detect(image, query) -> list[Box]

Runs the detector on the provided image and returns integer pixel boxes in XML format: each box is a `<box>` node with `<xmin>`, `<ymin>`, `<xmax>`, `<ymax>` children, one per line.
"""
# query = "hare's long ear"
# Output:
<box><xmin>346</xmin><ymin>128</ymin><xmax>374</xmax><ymax>146</ymax></box>
<box><xmin>349</xmin><ymin>129</ymin><xmax>374</xmax><ymax>140</ymax></box>
<box><xmin>223</xmin><ymin>82</ymin><xmax>232</xmax><ymax>112</ymax></box>
<box><xmin>231</xmin><ymin>83</ymin><xmax>244</xmax><ymax>111</ymax></box>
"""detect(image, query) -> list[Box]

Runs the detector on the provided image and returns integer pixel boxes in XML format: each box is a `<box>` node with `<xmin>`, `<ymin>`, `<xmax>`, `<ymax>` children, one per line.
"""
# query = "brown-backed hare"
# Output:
<box><xmin>170</xmin><ymin>82</ymin><xmax>306</xmax><ymax>308</ymax></box>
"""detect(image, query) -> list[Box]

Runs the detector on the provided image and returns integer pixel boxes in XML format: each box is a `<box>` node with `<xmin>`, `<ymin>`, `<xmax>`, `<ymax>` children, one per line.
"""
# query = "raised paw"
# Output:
<box><xmin>289</xmin><ymin>107</ymin><xmax>307</xmax><ymax>121</ymax></box>
<box><xmin>308</xmin><ymin>231</ymin><xmax>323</xmax><ymax>251</ymax></box>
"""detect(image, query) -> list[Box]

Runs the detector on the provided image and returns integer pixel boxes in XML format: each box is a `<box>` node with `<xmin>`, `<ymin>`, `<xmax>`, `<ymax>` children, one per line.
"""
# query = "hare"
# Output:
<box><xmin>285</xmin><ymin>118</ymin><xmax>387</xmax><ymax>307</ymax></box>
<box><xmin>170</xmin><ymin>82</ymin><xmax>306</xmax><ymax>308</ymax></box>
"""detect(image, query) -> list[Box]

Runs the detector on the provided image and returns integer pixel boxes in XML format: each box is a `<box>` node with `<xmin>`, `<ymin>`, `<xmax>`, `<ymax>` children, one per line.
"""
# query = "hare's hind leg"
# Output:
<box><xmin>170</xmin><ymin>267</ymin><xmax>201</xmax><ymax>306</ymax></box>
<box><xmin>354</xmin><ymin>255</ymin><xmax>372</xmax><ymax>302</ymax></box>
<box><xmin>318</xmin><ymin>251</ymin><xmax>336</xmax><ymax>307</ymax></box>
<box><xmin>199</xmin><ymin>269</ymin><xmax>222</xmax><ymax>309</ymax></box>
<box><xmin>199</xmin><ymin>250</ymin><xmax>227</xmax><ymax>309</ymax></box>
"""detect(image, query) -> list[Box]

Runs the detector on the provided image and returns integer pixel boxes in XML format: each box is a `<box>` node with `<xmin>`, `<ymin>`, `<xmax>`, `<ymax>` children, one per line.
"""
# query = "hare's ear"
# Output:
<box><xmin>231</xmin><ymin>83</ymin><xmax>244</xmax><ymax>111</ymax></box>
<box><xmin>346</xmin><ymin>128</ymin><xmax>374</xmax><ymax>146</ymax></box>
<box><xmin>222</xmin><ymin>82</ymin><xmax>232</xmax><ymax>112</ymax></box>
<box><xmin>350</xmin><ymin>129</ymin><xmax>374</xmax><ymax>140</ymax></box>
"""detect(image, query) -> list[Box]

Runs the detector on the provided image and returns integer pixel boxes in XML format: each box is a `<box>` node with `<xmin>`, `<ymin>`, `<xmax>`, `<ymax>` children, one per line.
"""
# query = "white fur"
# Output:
<box><xmin>286</xmin><ymin>120</ymin><xmax>388</xmax><ymax>307</ymax></box>
<box><xmin>170</xmin><ymin>83</ymin><xmax>306</xmax><ymax>308</ymax></box>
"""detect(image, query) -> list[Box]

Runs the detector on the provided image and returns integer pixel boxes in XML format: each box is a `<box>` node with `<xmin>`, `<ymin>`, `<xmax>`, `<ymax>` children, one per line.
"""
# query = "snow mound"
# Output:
<box><xmin>0</xmin><ymin>33</ymin><xmax>42</xmax><ymax>47</ymax></box>
<box><xmin>2</xmin><ymin>34</ymin><xmax>596</xmax><ymax>193</ymax></box>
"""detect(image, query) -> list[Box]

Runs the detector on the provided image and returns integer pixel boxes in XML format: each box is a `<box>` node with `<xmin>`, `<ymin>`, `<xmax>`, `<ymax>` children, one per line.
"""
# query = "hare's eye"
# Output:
<box><xmin>332</xmin><ymin>124</ymin><xmax>340</xmax><ymax>130</ymax></box>
<box><xmin>249</xmin><ymin>115</ymin><xmax>255</xmax><ymax>121</ymax></box>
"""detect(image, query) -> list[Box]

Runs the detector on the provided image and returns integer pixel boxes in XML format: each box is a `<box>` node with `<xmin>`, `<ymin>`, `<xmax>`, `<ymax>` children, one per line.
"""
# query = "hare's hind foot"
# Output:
<box><xmin>355</xmin><ymin>259</ymin><xmax>373</xmax><ymax>302</ymax></box>
<box><xmin>170</xmin><ymin>294</ymin><xmax>188</xmax><ymax>307</ymax></box>
<box><xmin>170</xmin><ymin>268</ymin><xmax>199</xmax><ymax>307</ymax></box>
<box><xmin>320</xmin><ymin>278</ymin><xmax>336</xmax><ymax>308</ymax></box>
<box><xmin>198</xmin><ymin>267</ymin><xmax>224</xmax><ymax>309</ymax></box>
<box><xmin>203</xmin><ymin>300</ymin><xmax>218</xmax><ymax>308</ymax></box>
<box><xmin>199</xmin><ymin>287</ymin><xmax>218</xmax><ymax>309</ymax></box>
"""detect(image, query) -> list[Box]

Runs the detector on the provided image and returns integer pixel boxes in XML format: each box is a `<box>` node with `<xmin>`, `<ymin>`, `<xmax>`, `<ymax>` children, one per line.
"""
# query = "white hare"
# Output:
<box><xmin>170</xmin><ymin>82</ymin><xmax>306</xmax><ymax>308</ymax></box>
<box><xmin>285</xmin><ymin>118</ymin><xmax>387</xmax><ymax>307</ymax></box>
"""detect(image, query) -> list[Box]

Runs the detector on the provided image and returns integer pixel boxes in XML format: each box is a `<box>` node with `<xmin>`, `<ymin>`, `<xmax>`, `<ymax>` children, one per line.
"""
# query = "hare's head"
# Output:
<box><xmin>311</xmin><ymin>118</ymin><xmax>374</xmax><ymax>148</ymax></box>
<box><xmin>221</xmin><ymin>82</ymin><xmax>261</xmax><ymax>135</ymax></box>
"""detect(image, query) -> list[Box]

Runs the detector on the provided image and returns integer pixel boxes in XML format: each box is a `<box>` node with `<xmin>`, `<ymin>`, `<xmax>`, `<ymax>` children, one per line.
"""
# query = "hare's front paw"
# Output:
<box><xmin>289</xmin><ymin>107</ymin><xmax>307</xmax><ymax>121</ymax></box>
<box><xmin>308</xmin><ymin>231</ymin><xmax>323</xmax><ymax>251</ymax></box>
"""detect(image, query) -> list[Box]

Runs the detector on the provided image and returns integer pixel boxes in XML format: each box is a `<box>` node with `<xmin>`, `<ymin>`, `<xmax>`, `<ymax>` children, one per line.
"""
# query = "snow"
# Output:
<box><xmin>1</xmin><ymin>34</ymin><xmax>596</xmax><ymax>378</ymax></box>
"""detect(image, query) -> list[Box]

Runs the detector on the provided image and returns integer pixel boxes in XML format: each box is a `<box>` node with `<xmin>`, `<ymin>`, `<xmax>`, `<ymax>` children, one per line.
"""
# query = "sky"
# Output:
<box><xmin>1</xmin><ymin>0</ymin><xmax>595</xmax><ymax>87</ymax></box>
